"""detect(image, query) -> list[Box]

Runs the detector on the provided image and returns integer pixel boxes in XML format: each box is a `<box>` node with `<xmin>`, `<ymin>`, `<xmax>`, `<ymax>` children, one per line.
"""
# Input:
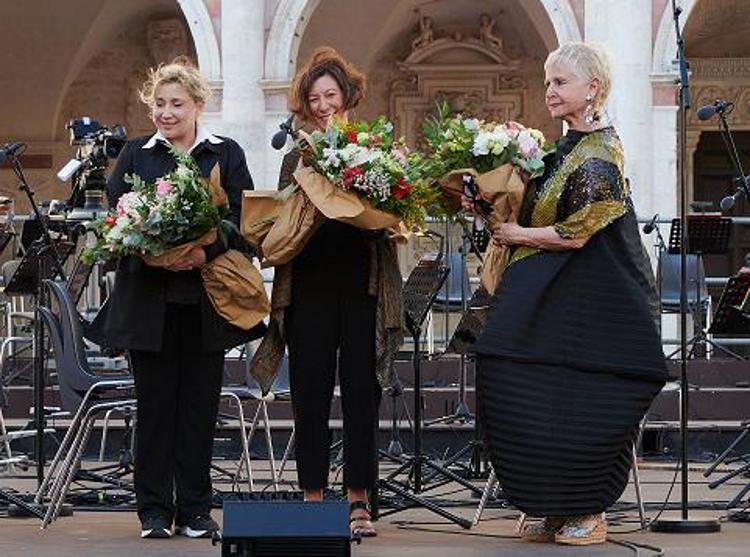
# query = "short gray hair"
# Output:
<box><xmin>544</xmin><ymin>42</ymin><xmax>613</xmax><ymax>110</ymax></box>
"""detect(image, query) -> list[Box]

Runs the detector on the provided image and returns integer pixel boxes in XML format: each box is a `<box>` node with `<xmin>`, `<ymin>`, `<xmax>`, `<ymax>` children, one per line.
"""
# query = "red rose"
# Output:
<box><xmin>393</xmin><ymin>179</ymin><xmax>412</xmax><ymax>200</ymax></box>
<box><xmin>104</xmin><ymin>215</ymin><xmax>117</xmax><ymax>226</ymax></box>
<box><xmin>341</xmin><ymin>166</ymin><xmax>365</xmax><ymax>189</ymax></box>
<box><xmin>346</xmin><ymin>131</ymin><xmax>359</xmax><ymax>144</ymax></box>
<box><xmin>372</xmin><ymin>134</ymin><xmax>381</xmax><ymax>145</ymax></box>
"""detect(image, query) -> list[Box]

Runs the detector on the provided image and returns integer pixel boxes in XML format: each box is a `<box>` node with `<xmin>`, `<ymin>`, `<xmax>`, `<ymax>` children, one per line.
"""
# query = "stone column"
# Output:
<box><xmin>685</xmin><ymin>130</ymin><xmax>702</xmax><ymax>205</ymax></box>
<box><xmin>217</xmin><ymin>0</ymin><xmax>266</xmax><ymax>184</ymax></box>
<box><xmin>651</xmin><ymin>80</ymin><xmax>678</xmax><ymax>218</ymax></box>
<box><xmin>585</xmin><ymin>0</ymin><xmax>653</xmax><ymax>217</ymax></box>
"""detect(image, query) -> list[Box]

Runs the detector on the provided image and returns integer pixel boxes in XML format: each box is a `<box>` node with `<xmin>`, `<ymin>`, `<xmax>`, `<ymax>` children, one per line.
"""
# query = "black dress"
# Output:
<box><xmin>474</xmin><ymin>127</ymin><xmax>668</xmax><ymax>517</ymax></box>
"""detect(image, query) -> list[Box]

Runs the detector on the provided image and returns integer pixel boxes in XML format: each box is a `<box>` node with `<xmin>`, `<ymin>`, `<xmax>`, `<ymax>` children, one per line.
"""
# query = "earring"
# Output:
<box><xmin>585</xmin><ymin>94</ymin><xmax>593</xmax><ymax>102</ymax></box>
<box><xmin>584</xmin><ymin>103</ymin><xmax>599</xmax><ymax>126</ymax></box>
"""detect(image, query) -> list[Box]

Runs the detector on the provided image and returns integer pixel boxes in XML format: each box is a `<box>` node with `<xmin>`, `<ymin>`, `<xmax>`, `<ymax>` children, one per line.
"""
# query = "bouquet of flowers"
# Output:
<box><xmin>83</xmin><ymin>149</ymin><xmax>269</xmax><ymax>332</ymax></box>
<box><xmin>421</xmin><ymin>102</ymin><xmax>548</xmax><ymax>184</ymax></box>
<box><xmin>296</xmin><ymin>115</ymin><xmax>439</xmax><ymax>229</ymax></box>
<box><xmin>421</xmin><ymin>103</ymin><xmax>551</xmax><ymax>293</ymax></box>
<box><xmin>83</xmin><ymin>149</ymin><xmax>227</xmax><ymax>264</ymax></box>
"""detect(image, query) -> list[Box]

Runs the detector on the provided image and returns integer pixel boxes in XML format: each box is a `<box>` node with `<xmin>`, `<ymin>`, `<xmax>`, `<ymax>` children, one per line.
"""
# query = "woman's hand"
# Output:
<box><xmin>167</xmin><ymin>246</ymin><xmax>207</xmax><ymax>272</ymax></box>
<box><xmin>491</xmin><ymin>222</ymin><xmax>525</xmax><ymax>246</ymax></box>
<box><xmin>491</xmin><ymin>223</ymin><xmax>590</xmax><ymax>251</ymax></box>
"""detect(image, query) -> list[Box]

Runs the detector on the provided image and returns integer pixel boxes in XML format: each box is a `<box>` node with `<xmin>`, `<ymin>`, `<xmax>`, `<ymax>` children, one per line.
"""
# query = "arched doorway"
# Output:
<box><xmin>0</xmin><ymin>0</ymin><xmax>203</xmax><ymax>213</ymax></box>
<box><xmin>683</xmin><ymin>0</ymin><xmax>750</xmax><ymax>276</ymax></box>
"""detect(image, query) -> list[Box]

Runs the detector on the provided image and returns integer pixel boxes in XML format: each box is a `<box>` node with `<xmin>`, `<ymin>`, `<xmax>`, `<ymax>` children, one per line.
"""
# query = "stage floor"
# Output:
<box><xmin>1</xmin><ymin>467</ymin><xmax>748</xmax><ymax>556</ymax></box>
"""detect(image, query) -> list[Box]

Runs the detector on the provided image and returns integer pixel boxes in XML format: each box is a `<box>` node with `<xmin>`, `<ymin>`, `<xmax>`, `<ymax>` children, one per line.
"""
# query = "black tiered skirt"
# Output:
<box><xmin>477</xmin><ymin>356</ymin><xmax>663</xmax><ymax>517</ymax></box>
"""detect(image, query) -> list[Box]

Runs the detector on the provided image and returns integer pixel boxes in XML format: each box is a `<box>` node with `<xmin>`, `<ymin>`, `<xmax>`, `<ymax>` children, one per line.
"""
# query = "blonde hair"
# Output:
<box><xmin>545</xmin><ymin>42</ymin><xmax>613</xmax><ymax>111</ymax></box>
<box><xmin>139</xmin><ymin>56</ymin><xmax>212</xmax><ymax>107</ymax></box>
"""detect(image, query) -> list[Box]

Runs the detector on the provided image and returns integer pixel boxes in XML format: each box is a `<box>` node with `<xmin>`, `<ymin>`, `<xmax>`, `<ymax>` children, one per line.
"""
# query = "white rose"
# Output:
<box><xmin>462</xmin><ymin>118</ymin><xmax>480</xmax><ymax>132</ymax></box>
<box><xmin>471</xmin><ymin>133</ymin><xmax>490</xmax><ymax>156</ymax></box>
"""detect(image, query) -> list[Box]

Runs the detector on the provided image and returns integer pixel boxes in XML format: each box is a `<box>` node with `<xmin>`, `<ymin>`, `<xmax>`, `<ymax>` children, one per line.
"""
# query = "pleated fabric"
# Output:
<box><xmin>476</xmin><ymin>357</ymin><xmax>663</xmax><ymax>517</ymax></box>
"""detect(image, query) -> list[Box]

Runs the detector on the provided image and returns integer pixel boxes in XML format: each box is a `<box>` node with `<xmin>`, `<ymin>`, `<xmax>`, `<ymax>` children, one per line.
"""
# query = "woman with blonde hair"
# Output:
<box><xmin>469</xmin><ymin>42</ymin><xmax>667</xmax><ymax>545</ymax></box>
<box><xmin>88</xmin><ymin>57</ymin><xmax>264</xmax><ymax>539</ymax></box>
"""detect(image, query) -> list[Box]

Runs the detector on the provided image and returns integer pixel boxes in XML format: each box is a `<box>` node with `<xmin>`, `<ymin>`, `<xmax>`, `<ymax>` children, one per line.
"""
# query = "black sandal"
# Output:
<box><xmin>349</xmin><ymin>500</ymin><xmax>377</xmax><ymax>538</ymax></box>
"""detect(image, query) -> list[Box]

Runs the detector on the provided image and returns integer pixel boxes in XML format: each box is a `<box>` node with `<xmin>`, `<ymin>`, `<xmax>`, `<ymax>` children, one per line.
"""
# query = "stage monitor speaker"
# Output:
<box><xmin>221</xmin><ymin>500</ymin><xmax>352</xmax><ymax>557</ymax></box>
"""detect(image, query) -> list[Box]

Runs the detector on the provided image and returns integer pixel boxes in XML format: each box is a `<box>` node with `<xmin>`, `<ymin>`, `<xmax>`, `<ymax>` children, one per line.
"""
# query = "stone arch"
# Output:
<box><xmin>264</xmin><ymin>0</ymin><xmax>580</xmax><ymax>82</ymax></box>
<box><xmin>176</xmin><ymin>0</ymin><xmax>221</xmax><ymax>80</ymax></box>
<box><xmin>537</xmin><ymin>0</ymin><xmax>582</xmax><ymax>46</ymax></box>
<box><xmin>265</xmin><ymin>0</ymin><xmax>321</xmax><ymax>81</ymax></box>
<box><xmin>653</xmin><ymin>0</ymin><xmax>698</xmax><ymax>74</ymax></box>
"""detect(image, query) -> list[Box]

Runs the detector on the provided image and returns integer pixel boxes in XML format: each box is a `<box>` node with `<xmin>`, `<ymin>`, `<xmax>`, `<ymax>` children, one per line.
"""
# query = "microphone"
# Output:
<box><xmin>642</xmin><ymin>213</ymin><xmax>659</xmax><ymax>234</ymax></box>
<box><xmin>0</xmin><ymin>141</ymin><xmax>26</xmax><ymax>164</ymax></box>
<box><xmin>696</xmin><ymin>99</ymin><xmax>730</xmax><ymax>121</ymax></box>
<box><xmin>271</xmin><ymin>114</ymin><xmax>295</xmax><ymax>150</ymax></box>
<box><xmin>721</xmin><ymin>190</ymin><xmax>744</xmax><ymax>212</ymax></box>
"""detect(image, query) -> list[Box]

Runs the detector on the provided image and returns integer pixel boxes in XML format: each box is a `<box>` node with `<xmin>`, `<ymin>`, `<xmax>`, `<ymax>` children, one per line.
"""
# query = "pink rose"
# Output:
<box><xmin>518</xmin><ymin>130</ymin><xmax>540</xmax><ymax>158</ymax></box>
<box><xmin>156</xmin><ymin>178</ymin><xmax>173</xmax><ymax>197</ymax></box>
<box><xmin>504</xmin><ymin>121</ymin><xmax>523</xmax><ymax>139</ymax></box>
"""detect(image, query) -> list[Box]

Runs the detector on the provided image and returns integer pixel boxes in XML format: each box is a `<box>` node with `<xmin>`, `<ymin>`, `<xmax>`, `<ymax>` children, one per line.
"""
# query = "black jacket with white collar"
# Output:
<box><xmin>86</xmin><ymin>134</ymin><xmax>266</xmax><ymax>353</ymax></box>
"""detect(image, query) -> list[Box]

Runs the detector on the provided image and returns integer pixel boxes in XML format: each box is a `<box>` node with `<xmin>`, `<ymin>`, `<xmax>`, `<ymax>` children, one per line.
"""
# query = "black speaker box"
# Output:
<box><xmin>221</xmin><ymin>499</ymin><xmax>351</xmax><ymax>557</ymax></box>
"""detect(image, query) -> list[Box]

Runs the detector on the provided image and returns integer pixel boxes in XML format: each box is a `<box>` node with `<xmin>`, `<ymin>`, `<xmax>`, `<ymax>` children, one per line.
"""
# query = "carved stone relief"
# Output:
<box><xmin>390</xmin><ymin>15</ymin><xmax>526</xmax><ymax>151</ymax></box>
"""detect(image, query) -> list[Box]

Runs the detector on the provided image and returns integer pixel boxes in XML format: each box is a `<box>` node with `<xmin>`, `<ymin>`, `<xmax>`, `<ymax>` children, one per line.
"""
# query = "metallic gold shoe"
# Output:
<box><xmin>520</xmin><ymin>517</ymin><xmax>565</xmax><ymax>543</ymax></box>
<box><xmin>555</xmin><ymin>513</ymin><xmax>607</xmax><ymax>546</ymax></box>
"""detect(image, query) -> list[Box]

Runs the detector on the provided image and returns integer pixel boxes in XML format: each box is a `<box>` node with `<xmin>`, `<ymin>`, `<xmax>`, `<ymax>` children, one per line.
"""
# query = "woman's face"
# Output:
<box><xmin>307</xmin><ymin>74</ymin><xmax>345</xmax><ymax>129</ymax></box>
<box><xmin>544</xmin><ymin>61</ymin><xmax>599</xmax><ymax>129</ymax></box>
<box><xmin>151</xmin><ymin>82</ymin><xmax>204</xmax><ymax>145</ymax></box>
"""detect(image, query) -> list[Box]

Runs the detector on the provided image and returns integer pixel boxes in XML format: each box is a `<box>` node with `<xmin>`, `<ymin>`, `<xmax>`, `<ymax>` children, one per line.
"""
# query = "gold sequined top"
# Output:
<box><xmin>511</xmin><ymin>127</ymin><xmax>630</xmax><ymax>264</ymax></box>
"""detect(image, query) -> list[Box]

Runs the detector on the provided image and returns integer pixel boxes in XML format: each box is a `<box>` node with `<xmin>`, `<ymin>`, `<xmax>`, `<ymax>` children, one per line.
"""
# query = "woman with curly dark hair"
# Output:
<box><xmin>255</xmin><ymin>47</ymin><xmax>402</xmax><ymax>538</ymax></box>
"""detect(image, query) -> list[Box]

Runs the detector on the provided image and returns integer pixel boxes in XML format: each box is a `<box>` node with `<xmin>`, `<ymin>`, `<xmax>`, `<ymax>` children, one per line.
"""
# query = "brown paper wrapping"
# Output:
<box><xmin>260</xmin><ymin>188</ymin><xmax>321</xmax><ymax>268</ymax></box>
<box><xmin>479</xmin><ymin>165</ymin><xmax>525</xmax><ymax>293</ymax></box>
<box><xmin>440</xmin><ymin>165</ymin><xmax>526</xmax><ymax>294</ymax></box>
<box><xmin>141</xmin><ymin>230</ymin><xmax>217</xmax><ymax>268</ymax></box>
<box><xmin>142</xmin><ymin>165</ymin><xmax>270</xmax><ymax>330</ymax></box>
<box><xmin>201</xmin><ymin>249</ymin><xmax>270</xmax><ymax>330</ymax></box>
<box><xmin>293</xmin><ymin>166</ymin><xmax>401</xmax><ymax>230</ymax></box>
<box><xmin>240</xmin><ymin>189</ymin><xmax>289</xmax><ymax>251</ymax></box>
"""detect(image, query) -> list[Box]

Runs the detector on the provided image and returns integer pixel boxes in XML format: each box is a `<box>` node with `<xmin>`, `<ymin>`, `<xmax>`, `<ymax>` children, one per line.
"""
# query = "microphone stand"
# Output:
<box><xmin>717</xmin><ymin>107</ymin><xmax>750</xmax><ymax>209</ymax></box>
<box><xmin>650</xmin><ymin>0</ymin><xmax>720</xmax><ymax>533</ymax></box>
<box><xmin>7</xmin><ymin>151</ymin><xmax>67</xmax><ymax>491</ymax></box>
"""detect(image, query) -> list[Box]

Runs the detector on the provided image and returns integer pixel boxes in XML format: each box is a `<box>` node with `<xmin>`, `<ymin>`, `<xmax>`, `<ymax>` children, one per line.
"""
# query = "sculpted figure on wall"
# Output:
<box><xmin>478</xmin><ymin>13</ymin><xmax>504</xmax><ymax>52</ymax></box>
<box><xmin>411</xmin><ymin>16</ymin><xmax>434</xmax><ymax>51</ymax></box>
<box><xmin>147</xmin><ymin>18</ymin><xmax>190</xmax><ymax>64</ymax></box>
<box><xmin>126</xmin><ymin>18</ymin><xmax>192</xmax><ymax>134</ymax></box>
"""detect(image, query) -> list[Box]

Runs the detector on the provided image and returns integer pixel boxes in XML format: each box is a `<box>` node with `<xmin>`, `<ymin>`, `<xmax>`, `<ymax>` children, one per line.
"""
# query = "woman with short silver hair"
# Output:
<box><xmin>469</xmin><ymin>42</ymin><xmax>667</xmax><ymax>545</ymax></box>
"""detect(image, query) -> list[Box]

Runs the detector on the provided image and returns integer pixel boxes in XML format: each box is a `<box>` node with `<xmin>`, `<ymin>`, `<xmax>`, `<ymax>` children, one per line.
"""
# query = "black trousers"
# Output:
<box><xmin>286</xmin><ymin>253</ymin><xmax>380</xmax><ymax>490</ymax></box>
<box><xmin>130</xmin><ymin>304</ymin><xmax>224</xmax><ymax>523</ymax></box>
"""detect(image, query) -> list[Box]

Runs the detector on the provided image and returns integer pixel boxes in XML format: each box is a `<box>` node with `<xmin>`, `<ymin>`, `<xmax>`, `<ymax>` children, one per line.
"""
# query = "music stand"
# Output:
<box><xmin>702</xmin><ymin>274</ymin><xmax>750</xmax><ymax>508</ymax></box>
<box><xmin>66</xmin><ymin>253</ymin><xmax>94</xmax><ymax>305</ymax></box>
<box><xmin>377</xmin><ymin>256</ymin><xmax>477</xmax><ymax>529</ymax></box>
<box><xmin>708</xmin><ymin>273</ymin><xmax>750</xmax><ymax>338</ymax></box>
<box><xmin>0</xmin><ymin>229</ymin><xmax>13</xmax><ymax>256</ymax></box>
<box><xmin>667</xmin><ymin>214</ymin><xmax>732</xmax><ymax>256</ymax></box>
<box><xmin>665</xmin><ymin>215</ymin><xmax>732</xmax><ymax>359</ymax></box>
<box><xmin>3</xmin><ymin>239</ymin><xmax>73</xmax><ymax>492</ymax></box>
<box><xmin>4</xmin><ymin>240</ymin><xmax>74</xmax><ymax>297</ymax></box>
